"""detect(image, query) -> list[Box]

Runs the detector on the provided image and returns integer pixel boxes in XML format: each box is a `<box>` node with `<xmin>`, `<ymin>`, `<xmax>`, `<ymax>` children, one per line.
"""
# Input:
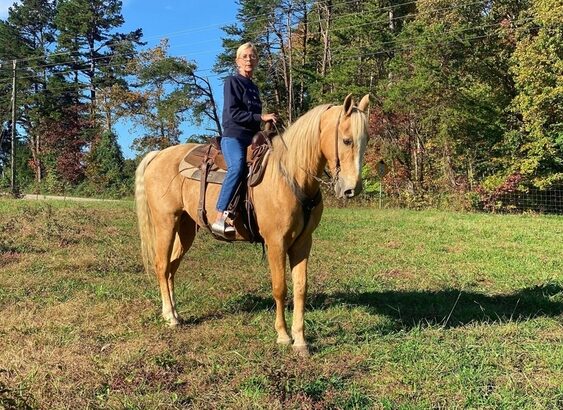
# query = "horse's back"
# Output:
<box><xmin>146</xmin><ymin>143</ymin><xmax>197</xmax><ymax>168</ymax></box>
<box><xmin>141</xmin><ymin>144</ymin><xmax>200</xmax><ymax>212</ymax></box>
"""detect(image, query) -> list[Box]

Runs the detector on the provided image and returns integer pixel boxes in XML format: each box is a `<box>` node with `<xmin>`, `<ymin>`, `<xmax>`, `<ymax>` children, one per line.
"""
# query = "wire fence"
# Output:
<box><xmin>336</xmin><ymin>184</ymin><xmax>563</xmax><ymax>215</ymax></box>
<box><xmin>488</xmin><ymin>186</ymin><xmax>563</xmax><ymax>215</ymax></box>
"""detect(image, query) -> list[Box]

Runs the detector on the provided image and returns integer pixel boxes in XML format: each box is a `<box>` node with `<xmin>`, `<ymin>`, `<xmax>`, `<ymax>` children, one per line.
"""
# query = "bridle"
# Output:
<box><xmin>325</xmin><ymin>105</ymin><xmax>366</xmax><ymax>188</ymax></box>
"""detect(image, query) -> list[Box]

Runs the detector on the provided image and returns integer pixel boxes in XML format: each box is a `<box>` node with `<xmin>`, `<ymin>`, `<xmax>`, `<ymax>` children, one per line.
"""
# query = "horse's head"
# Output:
<box><xmin>322</xmin><ymin>94</ymin><xmax>370</xmax><ymax>198</ymax></box>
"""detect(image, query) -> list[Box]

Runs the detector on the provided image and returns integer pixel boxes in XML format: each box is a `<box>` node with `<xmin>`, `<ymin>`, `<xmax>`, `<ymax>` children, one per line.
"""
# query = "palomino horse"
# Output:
<box><xmin>135</xmin><ymin>93</ymin><xmax>370</xmax><ymax>355</ymax></box>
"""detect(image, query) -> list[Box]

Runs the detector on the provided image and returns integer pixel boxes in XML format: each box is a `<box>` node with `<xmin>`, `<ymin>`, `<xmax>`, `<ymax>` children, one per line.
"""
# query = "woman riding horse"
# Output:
<box><xmin>135</xmin><ymin>93</ymin><xmax>370</xmax><ymax>356</ymax></box>
<box><xmin>212</xmin><ymin>42</ymin><xmax>277</xmax><ymax>239</ymax></box>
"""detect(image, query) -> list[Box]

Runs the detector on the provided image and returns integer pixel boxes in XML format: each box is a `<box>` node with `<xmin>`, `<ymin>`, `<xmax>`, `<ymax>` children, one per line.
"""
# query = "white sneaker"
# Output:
<box><xmin>211</xmin><ymin>212</ymin><xmax>236</xmax><ymax>238</ymax></box>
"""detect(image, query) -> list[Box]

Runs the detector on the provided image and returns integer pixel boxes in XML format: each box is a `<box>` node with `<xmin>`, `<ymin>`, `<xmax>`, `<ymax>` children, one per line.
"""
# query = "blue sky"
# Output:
<box><xmin>1</xmin><ymin>1</ymin><xmax>241</xmax><ymax>158</ymax></box>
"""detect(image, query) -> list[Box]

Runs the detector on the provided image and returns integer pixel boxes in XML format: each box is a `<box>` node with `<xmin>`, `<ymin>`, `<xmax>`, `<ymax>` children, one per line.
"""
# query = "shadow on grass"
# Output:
<box><xmin>223</xmin><ymin>283</ymin><xmax>562</xmax><ymax>331</ymax></box>
<box><xmin>0</xmin><ymin>380</ymin><xmax>35</xmax><ymax>410</ymax></box>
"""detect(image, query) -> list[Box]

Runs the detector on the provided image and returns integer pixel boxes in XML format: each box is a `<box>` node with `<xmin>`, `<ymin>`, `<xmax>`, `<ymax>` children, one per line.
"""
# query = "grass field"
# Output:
<box><xmin>0</xmin><ymin>199</ymin><xmax>561</xmax><ymax>409</ymax></box>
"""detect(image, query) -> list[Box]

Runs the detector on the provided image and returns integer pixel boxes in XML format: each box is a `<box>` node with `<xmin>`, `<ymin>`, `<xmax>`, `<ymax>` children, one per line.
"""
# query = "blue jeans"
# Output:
<box><xmin>216</xmin><ymin>136</ymin><xmax>250</xmax><ymax>212</ymax></box>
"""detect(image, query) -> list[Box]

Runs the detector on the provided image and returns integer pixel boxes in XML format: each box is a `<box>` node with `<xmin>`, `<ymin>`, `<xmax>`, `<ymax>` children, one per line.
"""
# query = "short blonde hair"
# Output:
<box><xmin>236</xmin><ymin>42</ymin><xmax>258</xmax><ymax>60</ymax></box>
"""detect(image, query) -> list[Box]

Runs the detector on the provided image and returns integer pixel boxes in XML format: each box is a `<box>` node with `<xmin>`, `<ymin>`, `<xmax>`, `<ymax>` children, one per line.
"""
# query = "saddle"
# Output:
<box><xmin>179</xmin><ymin>127</ymin><xmax>277</xmax><ymax>242</ymax></box>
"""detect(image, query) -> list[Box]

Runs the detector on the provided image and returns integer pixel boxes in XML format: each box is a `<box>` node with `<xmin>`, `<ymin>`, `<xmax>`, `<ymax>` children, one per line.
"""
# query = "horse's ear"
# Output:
<box><xmin>343</xmin><ymin>93</ymin><xmax>354</xmax><ymax>116</ymax></box>
<box><xmin>358</xmin><ymin>94</ymin><xmax>370</xmax><ymax>112</ymax></box>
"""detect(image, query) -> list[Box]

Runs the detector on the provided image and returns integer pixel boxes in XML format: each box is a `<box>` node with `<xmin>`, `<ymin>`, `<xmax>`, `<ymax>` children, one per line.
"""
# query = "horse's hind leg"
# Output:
<box><xmin>152</xmin><ymin>213</ymin><xmax>183</xmax><ymax>326</ymax></box>
<box><xmin>167</xmin><ymin>213</ymin><xmax>197</xmax><ymax>322</ymax></box>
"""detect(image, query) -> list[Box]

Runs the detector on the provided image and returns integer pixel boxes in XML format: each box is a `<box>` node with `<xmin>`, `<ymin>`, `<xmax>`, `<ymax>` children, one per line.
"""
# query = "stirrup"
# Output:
<box><xmin>211</xmin><ymin>212</ymin><xmax>235</xmax><ymax>238</ymax></box>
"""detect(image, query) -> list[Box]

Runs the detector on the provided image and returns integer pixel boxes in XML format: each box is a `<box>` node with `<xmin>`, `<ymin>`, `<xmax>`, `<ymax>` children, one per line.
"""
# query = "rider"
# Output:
<box><xmin>211</xmin><ymin>42</ymin><xmax>277</xmax><ymax>238</ymax></box>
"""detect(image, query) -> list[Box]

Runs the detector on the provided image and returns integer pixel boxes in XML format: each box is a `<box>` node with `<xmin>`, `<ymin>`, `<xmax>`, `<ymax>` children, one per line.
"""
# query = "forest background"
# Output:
<box><xmin>0</xmin><ymin>0</ymin><xmax>561</xmax><ymax>212</ymax></box>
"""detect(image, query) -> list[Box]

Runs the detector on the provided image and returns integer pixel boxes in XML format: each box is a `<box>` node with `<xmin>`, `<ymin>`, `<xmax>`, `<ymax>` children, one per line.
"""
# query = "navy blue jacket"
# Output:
<box><xmin>222</xmin><ymin>74</ymin><xmax>262</xmax><ymax>141</ymax></box>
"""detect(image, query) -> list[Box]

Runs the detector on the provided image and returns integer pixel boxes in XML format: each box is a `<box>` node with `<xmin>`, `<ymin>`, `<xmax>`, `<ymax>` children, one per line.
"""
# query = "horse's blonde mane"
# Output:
<box><xmin>350</xmin><ymin>106</ymin><xmax>369</xmax><ymax>155</ymax></box>
<box><xmin>270</xmin><ymin>104</ymin><xmax>332</xmax><ymax>180</ymax></box>
<box><xmin>270</xmin><ymin>103</ymin><xmax>368</xmax><ymax>182</ymax></box>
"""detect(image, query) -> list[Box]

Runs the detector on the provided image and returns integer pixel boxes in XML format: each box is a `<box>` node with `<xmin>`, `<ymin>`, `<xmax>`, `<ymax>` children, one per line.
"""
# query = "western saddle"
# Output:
<box><xmin>179</xmin><ymin>126</ymin><xmax>277</xmax><ymax>242</ymax></box>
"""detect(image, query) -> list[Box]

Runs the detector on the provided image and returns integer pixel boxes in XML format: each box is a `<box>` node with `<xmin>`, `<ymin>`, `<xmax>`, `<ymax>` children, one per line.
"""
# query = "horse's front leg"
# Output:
<box><xmin>288</xmin><ymin>235</ymin><xmax>313</xmax><ymax>356</ymax></box>
<box><xmin>266</xmin><ymin>241</ymin><xmax>292</xmax><ymax>345</ymax></box>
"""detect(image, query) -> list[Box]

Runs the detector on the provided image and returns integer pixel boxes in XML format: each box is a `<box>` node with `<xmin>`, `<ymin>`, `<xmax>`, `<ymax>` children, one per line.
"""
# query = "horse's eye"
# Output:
<box><xmin>343</xmin><ymin>138</ymin><xmax>353</xmax><ymax>146</ymax></box>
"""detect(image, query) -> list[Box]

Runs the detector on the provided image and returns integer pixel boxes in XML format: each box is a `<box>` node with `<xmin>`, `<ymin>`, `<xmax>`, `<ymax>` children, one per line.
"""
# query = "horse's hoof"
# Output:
<box><xmin>277</xmin><ymin>336</ymin><xmax>292</xmax><ymax>345</ymax></box>
<box><xmin>165</xmin><ymin>317</ymin><xmax>181</xmax><ymax>327</ymax></box>
<box><xmin>292</xmin><ymin>344</ymin><xmax>310</xmax><ymax>357</ymax></box>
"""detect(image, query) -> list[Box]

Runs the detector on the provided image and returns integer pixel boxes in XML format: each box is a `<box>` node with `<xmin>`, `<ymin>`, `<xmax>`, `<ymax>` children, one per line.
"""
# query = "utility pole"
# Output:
<box><xmin>10</xmin><ymin>59</ymin><xmax>17</xmax><ymax>195</ymax></box>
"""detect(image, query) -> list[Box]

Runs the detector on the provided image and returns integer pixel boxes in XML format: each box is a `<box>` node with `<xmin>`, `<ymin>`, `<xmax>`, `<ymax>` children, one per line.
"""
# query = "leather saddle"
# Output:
<box><xmin>179</xmin><ymin>127</ymin><xmax>277</xmax><ymax>242</ymax></box>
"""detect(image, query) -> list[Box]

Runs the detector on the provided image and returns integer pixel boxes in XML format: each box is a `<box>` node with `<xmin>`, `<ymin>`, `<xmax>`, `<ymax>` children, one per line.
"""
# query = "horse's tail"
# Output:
<box><xmin>135</xmin><ymin>151</ymin><xmax>160</xmax><ymax>276</ymax></box>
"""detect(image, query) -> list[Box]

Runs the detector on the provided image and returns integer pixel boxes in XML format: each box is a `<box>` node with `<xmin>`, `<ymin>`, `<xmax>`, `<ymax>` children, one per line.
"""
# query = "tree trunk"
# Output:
<box><xmin>88</xmin><ymin>31</ymin><xmax>96</xmax><ymax>118</ymax></box>
<box><xmin>286</xmin><ymin>8</ymin><xmax>293</xmax><ymax>123</ymax></box>
<box><xmin>274</xmin><ymin>26</ymin><xmax>290</xmax><ymax>121</ymax></box>
<box><xmin>299</xmin><ymin>2</ymin><xmax>307</xmax><ymax>113</ymax></box>
<box><xmin>443</xmin><ymin>143</ymin><xmax>457</xmax><ymax>188</ymax></box>
<box><xmin>264</xmin><ymin>30</ymin><xmax>282</xmax><ymax>110</ymax></box>
<box><xmin>318</xmin><ymin>0</ymin><xmax>332</xmax><ymax>94</ymax></box>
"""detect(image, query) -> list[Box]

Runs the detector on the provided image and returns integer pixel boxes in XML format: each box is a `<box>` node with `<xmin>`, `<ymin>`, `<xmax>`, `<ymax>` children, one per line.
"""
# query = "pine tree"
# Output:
<box><xmin>1</xmin><ymin>0</ymin><xmax>57</xmax><ymax>184</ymax></box>
<box><xmin>53</xmin><ymin>0</ymin><xmax>143</xmax><ymax>122</ymax></box>
<box><xmin>128</xmin><ymin>40</ymin><xmax>221</xmax><ymax>155</ymax></box>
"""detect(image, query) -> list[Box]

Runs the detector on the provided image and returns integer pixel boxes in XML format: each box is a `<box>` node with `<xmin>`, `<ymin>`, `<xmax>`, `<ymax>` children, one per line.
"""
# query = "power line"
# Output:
<box><xmin>1</xmin><ymin>0</ymin><xmax>510</xmax><ymax>79</ymax></box>
<box><xmin>0</xmin><ymin>20</ymin><xmax>518</xmax><ymax>91</ymax></box>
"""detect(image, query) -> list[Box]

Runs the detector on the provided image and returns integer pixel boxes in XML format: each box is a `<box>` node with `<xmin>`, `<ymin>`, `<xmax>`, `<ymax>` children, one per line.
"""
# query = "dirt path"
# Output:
<box><xmin>22</xmin><ymin>194</ymin><xmax>128</xmax><ymax>202</ymax></box>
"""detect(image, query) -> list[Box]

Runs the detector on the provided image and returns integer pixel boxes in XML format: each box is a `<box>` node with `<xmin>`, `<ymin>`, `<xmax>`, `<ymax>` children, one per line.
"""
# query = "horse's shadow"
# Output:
<box><xmin>219</xmin><ymin>283</ymin><xmax>562</xmax><ymax>333</ymax></box>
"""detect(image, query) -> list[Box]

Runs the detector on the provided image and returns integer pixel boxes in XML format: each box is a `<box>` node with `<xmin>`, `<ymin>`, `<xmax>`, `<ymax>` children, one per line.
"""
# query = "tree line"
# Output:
<box><xmin>1</xmin><ymin>0</ymin><xmax>561</xmax><ymax>210</ymax></box>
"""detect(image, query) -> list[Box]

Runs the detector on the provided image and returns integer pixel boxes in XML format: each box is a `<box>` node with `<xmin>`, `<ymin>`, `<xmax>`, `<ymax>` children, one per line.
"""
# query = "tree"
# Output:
<box><xmin>378</xmin><ymin>0</ymin><xmax>523</xmax><ymax>196</ymax></box>
<box><xmin>307</xmin><ymin>0</ymin><xmax>403</xmax><ymax>103</ymax></box>
<box><xmin>1</xmin><ymin>0</ymin><xmax>57</xmax><ymax>183</ymax></box>
<box><xmin>85</xmin><ymin>130</ymin><xmax>125</xmax><ymax>194</ymax></box>
<box><xmin>53</xmin><ymin>0</ymin><xmax>143</xmax><ymax>122</ymax></box>
<box><xmin>510</xmin><ymin>0</ymin><xmax>563</xmax><ymax>188</ymax></box>
<box><xmin>128</xmin><ymin>40</ymin><xmax>221</xmax><ymax>155</ymax></box>
<box><xmin>39</xmin><ymin>104</ymin><xmax>94</xmax><ymax>186</ymax></box>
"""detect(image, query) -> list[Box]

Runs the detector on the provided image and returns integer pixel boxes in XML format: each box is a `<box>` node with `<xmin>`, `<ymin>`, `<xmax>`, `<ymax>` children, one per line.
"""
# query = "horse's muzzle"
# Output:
<box><xmin>335</xmin><ymin>179</ymin><xmax>363</xmax><ymax>199</ymax></box>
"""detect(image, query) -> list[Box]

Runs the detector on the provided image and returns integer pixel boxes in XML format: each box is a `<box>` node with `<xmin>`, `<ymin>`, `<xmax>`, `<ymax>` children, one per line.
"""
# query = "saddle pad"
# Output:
<box><xmin>182</xmin><ymin>167</ymin><xmax>226</xmax><ymax>185</ymax></box>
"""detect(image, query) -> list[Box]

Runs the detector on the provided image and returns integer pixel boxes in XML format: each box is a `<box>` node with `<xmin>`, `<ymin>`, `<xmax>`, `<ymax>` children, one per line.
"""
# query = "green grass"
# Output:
<box><xmin>0</xmin><ymin>199</ymin><xmax>561</xmax><ymax>409</ymax></box>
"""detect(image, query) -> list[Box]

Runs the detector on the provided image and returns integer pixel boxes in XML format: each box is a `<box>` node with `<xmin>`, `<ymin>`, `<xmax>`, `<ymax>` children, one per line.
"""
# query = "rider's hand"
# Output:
<box><xmin>261</xmin><ymin>113</ymin><xmax>277</xmax><ymax>124</ymax></box>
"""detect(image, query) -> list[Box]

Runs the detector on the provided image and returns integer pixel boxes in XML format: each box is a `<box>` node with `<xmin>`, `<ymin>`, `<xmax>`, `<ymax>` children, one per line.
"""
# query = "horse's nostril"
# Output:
<box><xmin>344</xmin><ymin>189</ymin><xmax>355</xmax><ymax>198</ymax></box>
